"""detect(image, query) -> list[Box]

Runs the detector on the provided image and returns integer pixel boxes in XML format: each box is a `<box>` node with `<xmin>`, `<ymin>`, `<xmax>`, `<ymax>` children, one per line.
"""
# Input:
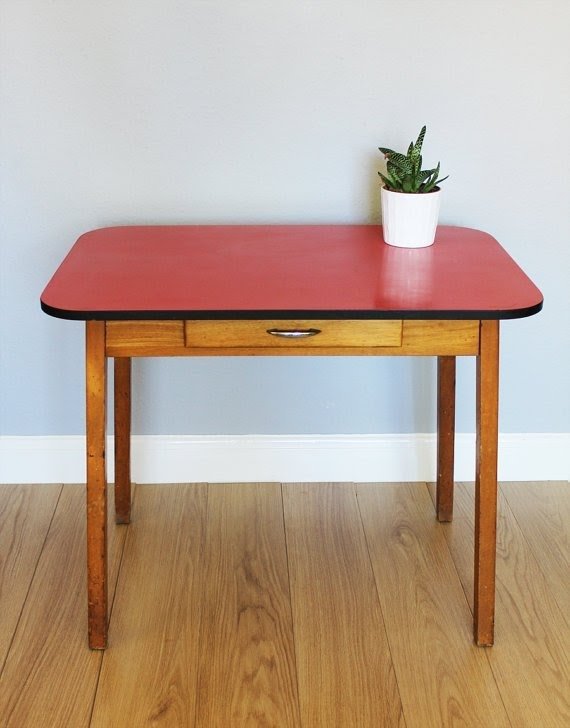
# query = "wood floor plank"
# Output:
<box><xmin>283</xmin><ymin>482</ymin><xmax>404</xmax><ymax>728</ymax></box>
<box><xmin>0</xmin><ymin>484</ymin><xmax>128</xmax><ymax>728</ymax></box>
<box><xmin>437</xmin><ymin>481</ymin><xmax>570</xmax><ymax>727</ymax></box>
<box><xmin>90</xmin><ymin>484</ymin><xmax>207</xmax><ymax>728</ymax></box>
<box><xmin>425</xmin><ymin>480</ymin><xmax>473</xmax><ymax>611</ymax></box>
<box><xmin>195</xmin><ymin>483</ymin><xmax>300</xmax><ymax>728</ymax></box>
<box><xmin>501</xmin><ymin>481</ymin><xmax>570</xmax><ymax>614</ymax></box>
<box><xmin>2</xmin><ymin>482</ymin><xmax>568</xmax><ymax>726</ymax></box>
<box><xmin>357</xmin><ymin>482</ymin><xmax>509</xmax><ymax>728</ymax></box>
<box><xmin>0</xmin><ymin>484</ymin><xmax>62</xmax><ymax>671</ymax></box>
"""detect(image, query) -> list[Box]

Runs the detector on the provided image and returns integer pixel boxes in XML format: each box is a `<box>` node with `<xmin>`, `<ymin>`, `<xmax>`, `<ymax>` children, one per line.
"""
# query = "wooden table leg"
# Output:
<box><xmin>436</xmin><ymin>356</ymin><xmax>456</xmax><ymax>522</ymax></box>
<box><xmin>114</xmin><ymin>357</ymin><xmax>132</xmax><ymax>524</ymax></box>
<box><xmin>474</xmin><ymin>320</ymin><xmax>500</xmax><ymax>646</ymax></box>
<box><xmin>86</xmin><ymin>321</ymin><xmax>108</xmax><ymax>649</ymax></box>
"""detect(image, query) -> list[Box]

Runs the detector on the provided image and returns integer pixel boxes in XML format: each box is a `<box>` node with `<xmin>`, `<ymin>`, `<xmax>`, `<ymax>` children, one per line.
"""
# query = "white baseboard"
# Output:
<box><xmin>0</xmin><ymin>433</ymin><xmax>568</xmax><ymax>484</ymax></box>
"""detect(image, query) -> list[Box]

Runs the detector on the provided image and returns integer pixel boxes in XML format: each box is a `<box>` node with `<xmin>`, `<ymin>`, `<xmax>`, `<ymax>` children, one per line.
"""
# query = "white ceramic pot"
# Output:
<box><xmin>381</xmin><ymin>186</ymin><xmax>441</xmax><ymax>248</ymax></box>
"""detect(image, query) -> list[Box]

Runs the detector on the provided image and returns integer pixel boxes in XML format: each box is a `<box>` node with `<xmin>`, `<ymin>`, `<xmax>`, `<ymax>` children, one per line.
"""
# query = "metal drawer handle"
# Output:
<box><xmin>266</xmin><ymin>328</ymin><xmax>322</xmax><ymax>338</ymax></box>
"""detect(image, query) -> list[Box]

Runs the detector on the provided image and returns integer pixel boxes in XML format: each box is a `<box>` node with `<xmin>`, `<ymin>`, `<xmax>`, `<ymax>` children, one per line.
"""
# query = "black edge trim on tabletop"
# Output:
<box><xmin>41</xmin><ymin>299</ymin><xmax>544</xmax><ymax>322</ymax></box>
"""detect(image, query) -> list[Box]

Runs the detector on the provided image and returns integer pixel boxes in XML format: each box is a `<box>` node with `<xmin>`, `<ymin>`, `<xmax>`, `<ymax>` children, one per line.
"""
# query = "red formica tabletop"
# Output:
<box><xmin>41</xmin><ymin>225</ymin><xmax>543</xmax><ymax>321</ymax></box>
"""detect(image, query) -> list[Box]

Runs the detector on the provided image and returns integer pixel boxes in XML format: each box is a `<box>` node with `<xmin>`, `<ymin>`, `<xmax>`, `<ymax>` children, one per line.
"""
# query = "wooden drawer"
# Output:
<box><xmin>184</xmin><ymin>319</ymin><xmax>403</xmax><ymax>348</ymax></box>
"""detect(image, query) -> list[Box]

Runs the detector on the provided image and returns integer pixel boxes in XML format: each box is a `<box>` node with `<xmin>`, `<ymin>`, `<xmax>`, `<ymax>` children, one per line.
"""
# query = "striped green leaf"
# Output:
<box><xmin>379</xmin><ymin>126</ymin><xmax>447</xmax><ymax>193</ymax></box>
<box><xmin>411</xmin><ymin>126</ymin><xmax>426</xmax><ymax>163</ymax></box>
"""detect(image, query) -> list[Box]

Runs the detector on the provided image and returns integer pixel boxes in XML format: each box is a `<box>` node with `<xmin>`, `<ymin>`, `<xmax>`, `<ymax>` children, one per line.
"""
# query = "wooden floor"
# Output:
<box><xmin>0</xmin><ymin>481</ymin><xmax>568</xmax><ymax>727</ymax></box>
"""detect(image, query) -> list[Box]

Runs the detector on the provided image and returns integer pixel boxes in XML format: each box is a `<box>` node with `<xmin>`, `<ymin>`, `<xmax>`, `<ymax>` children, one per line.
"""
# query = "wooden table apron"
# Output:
<box><xmin>40</xmin><ymin>225</ymin><xmax>543</xmax><ymax>650</ymax></box>
<box><xmin>86</xmin><ymin>316</ymin><xmax>497</xmax><ymax>649</ymax></box>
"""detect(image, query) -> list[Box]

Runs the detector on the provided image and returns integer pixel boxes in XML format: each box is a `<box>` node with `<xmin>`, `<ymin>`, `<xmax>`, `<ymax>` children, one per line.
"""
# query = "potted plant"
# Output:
<box><xmin>379</xmin><ymin>125</ymin><xmax>448</xmax><ymax>248</ymax></box>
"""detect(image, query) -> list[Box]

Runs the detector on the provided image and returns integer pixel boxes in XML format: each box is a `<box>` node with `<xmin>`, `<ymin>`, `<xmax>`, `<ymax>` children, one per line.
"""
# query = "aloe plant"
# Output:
<box><xmin>378</xmin><ymin>126</ymin><xmax>448</xmax><ymax>193</ymax></box>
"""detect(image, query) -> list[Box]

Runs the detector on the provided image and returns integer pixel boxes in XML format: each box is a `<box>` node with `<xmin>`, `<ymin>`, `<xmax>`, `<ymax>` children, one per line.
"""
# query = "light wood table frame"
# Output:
<box><xmin>41</xmin><ymin>224</ymin><xmax>543</xmax><ymax>650</ymax></box>
<box><xmin>86</xmin><ymin>317</ymin><xmax>498</xmax><ymax>649</ymax></box>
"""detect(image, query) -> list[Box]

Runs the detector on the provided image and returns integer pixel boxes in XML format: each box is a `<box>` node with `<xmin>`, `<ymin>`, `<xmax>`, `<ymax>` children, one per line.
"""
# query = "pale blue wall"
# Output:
<box><xmin>1</xmin><ymin>1</ymin><xmax>569</xmax><ymax>436</ymax></box>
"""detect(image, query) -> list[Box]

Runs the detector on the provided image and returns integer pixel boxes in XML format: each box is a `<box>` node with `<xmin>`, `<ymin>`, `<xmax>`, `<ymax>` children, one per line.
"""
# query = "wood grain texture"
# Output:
<box><xmin>437</xmin><ymin>481</ymin><xmax>570</xmax><ymax>727</ymax></box>
<box><xmin>105</xmin><ymin>319</ymin><xmax>479</xmax><ymax>357</ymax></box>
<box><xmin>283</xmin><ymin>482</ymin><xmax>404</xmax><ymax>727</ymax></box>
<box><xmin>0</xmin><ymin>484</ymin><xmax>128</xmax><ymax>728</ymax></box>
<box><xmin>436</xmin><ymin>356</ymin><xmax>456</xmax><ymax>522</ymax></box>
<box><xmin>1</xmin><ymin>482</ymin><xmax>569</xmax><ymax>726</ymax></box>
<box><xmin>113</xmin><ymin>357</ymin><xmax>131</xmax><ymax>524</ymax></box>
<box><xmin>0</xmin><ymin>484</ymin><xmax>62</xmax><ymax>671</ymax></box>
<box><xmin>474</xmin><ymin>319</ymin><xmax>499</xmax><ymax>645</ymax></box>
<box><xmin>106</xmin><ymin>320</ymin><xmax>185</xmax><ymax>352</ymax></box>
<box><xmin>185</xmin><ymin>319</ymin><xmax>403</xmax><ymax>347</ymax></box>
<box><xmin>402</xmin><ymin>319</ymin><xmax>479</xmax><ymax>354</ymax></box>
<box><xmin>90</xmin><ymin>484</ymin><xmax>207</xmax><ymax>728</ymax></box>
<box><xmin>195</xmin><ymin>483</ymin><xmax>300</xmax><ymax>728</ymax></box>
<box><xmin>86</xmin><ymin>320</ymin><xmax>108</xmax><ymax>649</ymax></box>
<box><xmin>357</xmin><ymin>482</ymin><xmax>509</xmax><ymax>728</ymax></box>
<box><xmin>501</xmin><ymin>481</ymin><xmax>570</xmax><ymax>615</ymax></box>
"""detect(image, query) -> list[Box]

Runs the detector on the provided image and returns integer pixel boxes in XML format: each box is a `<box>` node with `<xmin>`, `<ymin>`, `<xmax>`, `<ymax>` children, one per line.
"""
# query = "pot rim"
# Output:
<box><xmin>381</xmin><ymin>185</ymin><xmax>441</xmax><ymax>195</ymax></box>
